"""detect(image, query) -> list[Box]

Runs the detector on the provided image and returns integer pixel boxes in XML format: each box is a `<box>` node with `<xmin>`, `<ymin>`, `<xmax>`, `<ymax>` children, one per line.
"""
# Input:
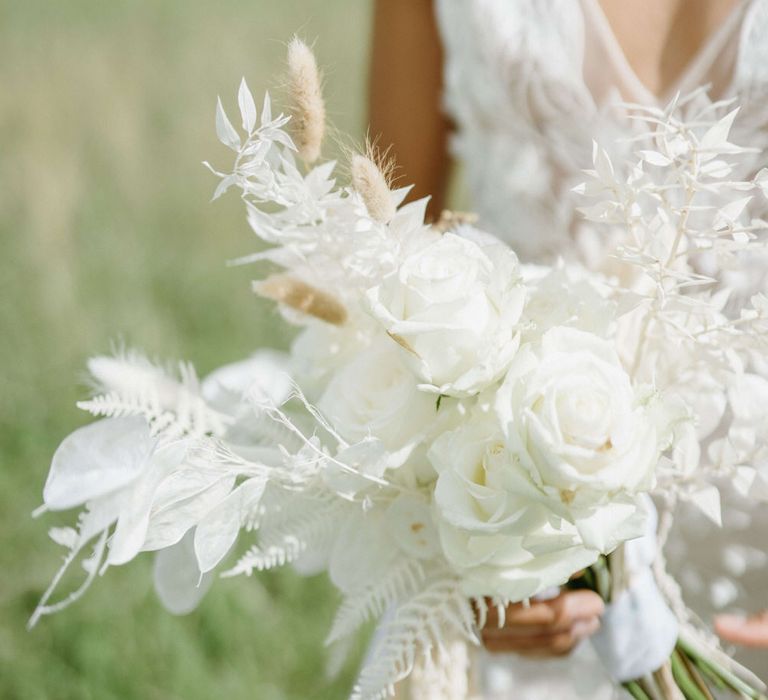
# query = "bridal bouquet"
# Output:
<box><xmin>31</xmin><ymin>40</ymin><xmax>767</xmax><ymax>700</ymax></box>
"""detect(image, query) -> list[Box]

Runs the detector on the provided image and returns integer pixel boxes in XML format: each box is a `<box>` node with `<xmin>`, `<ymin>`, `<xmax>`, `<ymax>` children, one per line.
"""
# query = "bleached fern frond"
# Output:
<box><xmin>408</xmin><ymin>637</ymin><xmax>473</xmax><ymax>700</ymax></box>
<box><xmin>351</xmin><ymin>577</ymin><xmax>478</xmax><ymax>700</ymax></box>
<box><xmin>77</xmin><ymin>392</ymin><xmax>166</xmax><ymax>424</ymax></box>
<box><xmin>326</xmin><ymin>557</ymin><xmax>427</xmax><ymax>645</ymax></box>
<box><xmin>223</xmin><ymin>489</ymin><xmax>344</xmax><ymax>577</ymax></box>
<box><xmin>259</xmin><ymin>489</ymin><xmax>342</xmax><ymax>551</ymax></box>
<box><xmin>223</xmin><ymin>535</ymin><xmax>304</xmax><ymax>575</ymax></box>
<box><xmin>78</xmin><ymin>350</ymin><xmax>231</xmax><ymax>440</ymax></box>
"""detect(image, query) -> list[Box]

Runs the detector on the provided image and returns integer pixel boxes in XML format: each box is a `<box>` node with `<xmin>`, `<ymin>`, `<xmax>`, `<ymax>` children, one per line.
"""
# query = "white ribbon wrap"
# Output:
<box><xmin>590</xmin><ymin>569</ymin><xmax>679</xmax><ymax>681</ymax></box>
<box><xmin>590</xmin><ymin>498</ymin><xmax>679</xmax><ymax>682</ymax></box>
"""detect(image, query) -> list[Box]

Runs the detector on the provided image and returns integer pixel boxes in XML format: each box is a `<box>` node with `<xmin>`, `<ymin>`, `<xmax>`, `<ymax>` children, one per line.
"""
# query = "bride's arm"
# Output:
<box><xmin>369</xmin><ymin>0</ymin><xmax>452</xmax><ymax>219</ymax></box>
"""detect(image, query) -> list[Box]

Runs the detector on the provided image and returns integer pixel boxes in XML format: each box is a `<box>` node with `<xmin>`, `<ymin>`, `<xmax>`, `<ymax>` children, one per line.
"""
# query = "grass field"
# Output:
<box><xmin>0</xmin><ymin>2</ymin><xmax>374</xmax><ymax>697</ymax></box>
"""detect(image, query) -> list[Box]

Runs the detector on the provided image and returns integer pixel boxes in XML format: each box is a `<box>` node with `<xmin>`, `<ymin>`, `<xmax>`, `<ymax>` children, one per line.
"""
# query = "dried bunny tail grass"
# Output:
<box><xmin>350</xmin><ymin>142</ymin><xmax>398</xmax><ymax>224</ymax></box>
<box><xmin>365</xmin><ymin>137</ymin><xmax>398</xmax><ymax>186</ymax></box>
<box><xmin>286</xmin><ymin>36</ymin><xmax>325</xmax><ymax>164</ymax></box>
<box><xmin>254</xmin><ymin>273</ymin><xmax>347</xmax><ymax>325</ymax></box>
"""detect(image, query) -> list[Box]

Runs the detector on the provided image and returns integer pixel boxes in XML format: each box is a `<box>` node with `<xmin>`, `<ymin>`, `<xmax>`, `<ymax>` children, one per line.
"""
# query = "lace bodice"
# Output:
<box><xmin>435</xmin><ymin>0</ymin><xmax>768</xmax><ymax>262</ymax></box>
<box><xmin>434</xmin><ymin>0</ymin><xmax>768</xmax><ymax>693</ymax></box>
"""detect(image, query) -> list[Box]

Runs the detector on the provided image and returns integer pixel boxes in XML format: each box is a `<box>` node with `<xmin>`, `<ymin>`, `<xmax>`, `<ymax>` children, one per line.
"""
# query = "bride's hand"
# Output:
<box><xmin>479</xmin><ymin>590</ymin><xmax>604</xmax><ymax>657</ymax></box>
<box><xmin>715</xmin><ymin>611</ymin><xmax>768</xmax><ymax>648</ymax></box>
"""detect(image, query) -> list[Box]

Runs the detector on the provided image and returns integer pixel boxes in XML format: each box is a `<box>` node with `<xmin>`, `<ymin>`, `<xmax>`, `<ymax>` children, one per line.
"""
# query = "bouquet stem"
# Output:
<box><xmin>623</xmin><ymin>679</ymin><xmax>653</xmax><ymax>700</ymax></box>
<box><xmin>569</xmin><ymin>558</ymin><xmax>767</xmax><ymax>700</ymax></box>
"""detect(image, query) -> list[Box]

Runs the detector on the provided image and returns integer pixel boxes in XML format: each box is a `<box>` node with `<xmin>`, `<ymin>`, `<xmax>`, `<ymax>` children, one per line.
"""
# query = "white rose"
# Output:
<box><xmin>428</xmin><ymin>415</ymin><xmax>604</xmax><ymax>600</ymax></box>
<box><xmin>201</xmin><ymin>350</ymin><xmax>292</xmax><ymax>413</ymax></box>
<box><xmin>521</xmin><ymin>262</ymin><xmax>615</xmax><ymax>342</ymax></box>
<box><xmin>494</xmin><ymin>327</ymin><xmax>659</xmax><ymax>550</ymax></box>
<box><xmin>367</xmin><ymin>229</ymin><xmax>525</xmax><ymax>397</ymax></box>
<box><xmin>291</xmin><ymin>318</ymin><xmax>375</xmax><ymax>400</ymax></box>
<box><xmin>317</xmin><ymin>338</ymin><xmax>437</xmax><ymax>460</ymax></box>
<box><xmin>384</xmin><ymin>494</ymin><xmax>441</xmax><ymax>560</ymax></box>
<box><xmin>438</xmin><ymin>518</ymin><xmax>602</xmax><ymax>601</ymax></box>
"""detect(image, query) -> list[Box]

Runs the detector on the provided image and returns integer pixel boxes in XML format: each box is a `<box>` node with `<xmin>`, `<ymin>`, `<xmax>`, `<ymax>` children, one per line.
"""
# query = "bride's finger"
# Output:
<box><xmin>501</xmin><ymin>590</ymin><xmax>604</xmax><ymax>628</ymax></box>
<box><xmin>546</xmin><ymin>591</ymin><xmax>605</xmax><ymax>627</ymax></box>
<box><xmin>482</xmin><ymin>617</ymin><xmax>601</xmax><ymax>655</ymax></box>
<box><xmin>481</xmin><ymin>615</ymin><xmax>599</xmax><ymax>637</ymax></box>
<box><xmin>480</xmin><ymin>590</ymin><xmax>605</xmax><ymax>630</ymax></box>
<box><xmin>715</xmin><ymin>611</ymin><xmax>768</xmax><ymax>648</ymax></box>
<box><xmin>480</xmin><ymin>599</ymin><xmax>556</xmax><ymax>628</ymax></box>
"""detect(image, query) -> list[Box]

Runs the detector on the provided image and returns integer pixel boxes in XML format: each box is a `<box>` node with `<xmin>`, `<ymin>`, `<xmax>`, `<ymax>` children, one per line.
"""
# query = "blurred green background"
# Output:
<box><xmin>0</xmin><ymin>1</ymin><xmax>374</xmax><ymax>698</ymax></box>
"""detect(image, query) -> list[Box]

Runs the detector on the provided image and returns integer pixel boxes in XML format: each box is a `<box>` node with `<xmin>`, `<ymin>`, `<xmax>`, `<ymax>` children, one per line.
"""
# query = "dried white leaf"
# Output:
<box><xmin>215</xmin><ymin>97</ymin><xmax>241</xmax><ymax>150</ymax></box>
<box><xmin>43</xmin><ymin>417</ymin><xmax>152</xmax><ymax>511</ymax></box>
<box><xmin>713</xmin><ymin>196</ymin><xmax>751</xmax><ymax>229</ymax></box>
<box><xmin>699</xmin><ymin>108</ymin><xmax>739</xmax><ymax>157</ymax></box>
<box><xmin>734</xmin><ymin>466</ymin><xmax>757</xmax><ymax>497</ymax></box>
<box><xmin>49</xmin><ymin>527</ymin><xmax>78</xmax><ymax>549</ymax></box>
<box><xmin>591</xmin><ymin>141</ymin><xmax>614</xmax><ymax>181</ymax></box>
<box><xmin>260</xmin><ymin>91</ymin><xmax>272</xmax><ymax>127</ymax></box>
<box><xmin>237</xmin><ymin>77</ymin><xmax>257</xmax><ymax>133</ymax></box>
<box><xmin>639</xmin><ymin>150</ymin><xmax>671</xmax><ymax>167</ymax></box>
<box><xmin>154</xmin><ymin>531</ymin><xmax>214</xmax><ymax>615</ymax></box>
<box><xmin>755</xmin><ymin>168</ymin><xmax>768</xmax><ymax>198</ymax></box>
<box><xmin>686</xmin><ymin>484</ymin><xmax>722</xmax><ymax>526</ymax></box>
<box><xmin>194</xmin><ymin>478</ymin><xmax>267</xmax><ymax>573</ymax></box>
<box><xmin>700</xmin><ymin>159</ymin><xmax>732</xmax><ymax>178</ymax></box>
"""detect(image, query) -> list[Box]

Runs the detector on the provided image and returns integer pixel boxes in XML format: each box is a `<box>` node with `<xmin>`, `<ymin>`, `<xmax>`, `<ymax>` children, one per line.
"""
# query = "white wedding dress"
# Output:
<box><xmin>434</xmin><ymin>0</ymin><xmax>768</xmax><ymax>697</ymax></box>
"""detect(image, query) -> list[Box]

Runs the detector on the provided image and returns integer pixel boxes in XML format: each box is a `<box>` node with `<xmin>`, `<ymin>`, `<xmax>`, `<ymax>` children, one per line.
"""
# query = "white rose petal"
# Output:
<box><xmin>367</xmin><ymin>230</ymin><xmax>525</xmax><ymax>397</ymax></box>
<box><xmin>521</xmin><ymin>263</ymin><xmax>616</xmax><ymax>341</ymax></box>
<box><xmin>438</xmin><ymin>518</ymin><xmax>599</xmax><ymax>601</ymax></box>
<box><xmin>318</xmin><ymin>339</ymin><xmax>437</xmax><ymax>460</ymax></box>
<box><xmin>384</xmin><ymin>494</ymin><xmax>440</xmax><ymax>560</ymax></box>
<box><xmin>496</xmin><ymin>327</ymin><xmax>659</xmax><ymax>499</ymax></box>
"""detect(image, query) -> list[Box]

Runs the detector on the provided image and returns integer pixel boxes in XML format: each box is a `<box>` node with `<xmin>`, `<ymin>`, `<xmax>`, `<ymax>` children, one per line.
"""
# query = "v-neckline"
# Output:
<box><xmin>581</xmin><ymin>0</ymin><xmax>747</xmax><ymax>105</ymax></box>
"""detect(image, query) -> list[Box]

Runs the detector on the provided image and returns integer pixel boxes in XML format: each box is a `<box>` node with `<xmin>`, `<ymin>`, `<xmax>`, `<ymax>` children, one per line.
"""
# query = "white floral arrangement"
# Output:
<box><xmin>31</xmin><ymin>40</ymin><xmax>768</xmax><ymax>700</ymax></box>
